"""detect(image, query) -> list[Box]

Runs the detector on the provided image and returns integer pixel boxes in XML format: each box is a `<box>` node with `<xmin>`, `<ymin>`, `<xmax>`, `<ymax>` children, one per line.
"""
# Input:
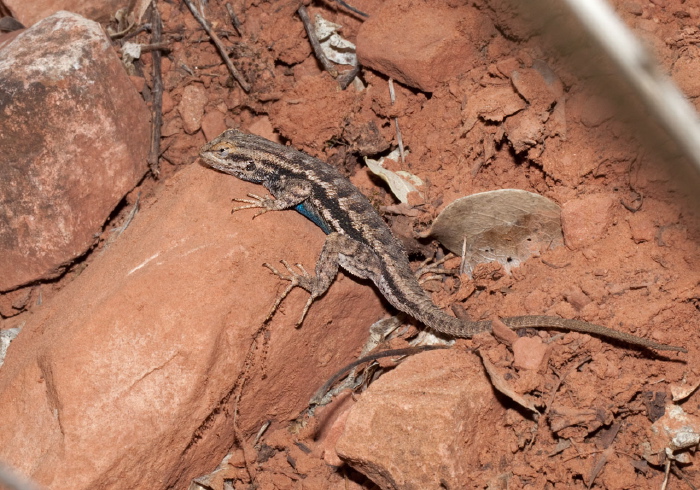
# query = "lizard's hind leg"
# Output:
<box><xmin>263</xmin><ymin>232</ymin><xmax>380</xmax><ymax>326</ymax></box>
<box><xmin>263</xmin><ymin>260</ymin><xmax>321</xmax><ymax>325</ymax></box>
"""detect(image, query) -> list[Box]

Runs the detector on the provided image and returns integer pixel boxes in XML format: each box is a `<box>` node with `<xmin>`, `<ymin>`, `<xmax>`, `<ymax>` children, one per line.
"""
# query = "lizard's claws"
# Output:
<box><xmin>263</xmin><ymin>260</ymin><xmax>319</xmax><ymax>326</ymax></box>
<box><xmin>231</xmin><ymin>193</ymin><xmax>273</xmax><ymax>217</ymax></box>
<box><xmin>414</xmin><ymin>253</ymin><xmax>459</xmax><ymax>285</ymax></box>
<box><xmin>263</xmin><ymin>260</ymin><xmax>313</xmax><ymax>289</ymax></box>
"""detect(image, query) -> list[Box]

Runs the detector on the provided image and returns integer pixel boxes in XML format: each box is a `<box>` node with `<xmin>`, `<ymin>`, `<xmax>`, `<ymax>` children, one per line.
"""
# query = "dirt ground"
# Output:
<box><xmin>7</xmin><ymin>0</ymin><xmax>700</xmax><ymax>488</ymax></box>
<box><xmin>125</xmin><ymin>0</ymin><xmax>700</xmax><ymax>488</ymax></box>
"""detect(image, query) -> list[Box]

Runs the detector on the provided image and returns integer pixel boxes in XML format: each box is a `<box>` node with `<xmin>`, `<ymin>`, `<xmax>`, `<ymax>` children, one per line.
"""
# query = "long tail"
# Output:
<box><xmin>408</xmin><ymin>301</ymin><xmax>686</xmax><ymax>352</ymax></box>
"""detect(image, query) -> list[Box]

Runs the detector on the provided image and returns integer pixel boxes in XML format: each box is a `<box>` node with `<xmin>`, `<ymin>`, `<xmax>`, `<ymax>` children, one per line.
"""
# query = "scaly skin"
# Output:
<box><xmin>200</xmin><ymin>129</ymin><xmax>686</xmax><ymax>353</ymax></box>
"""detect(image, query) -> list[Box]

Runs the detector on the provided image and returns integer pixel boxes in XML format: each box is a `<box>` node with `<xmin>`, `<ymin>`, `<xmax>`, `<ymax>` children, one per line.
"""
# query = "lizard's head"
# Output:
<box><xmin>200</xmin><ymin>130</ymin><xmax>265</xmax><ymax>183</ymax></box>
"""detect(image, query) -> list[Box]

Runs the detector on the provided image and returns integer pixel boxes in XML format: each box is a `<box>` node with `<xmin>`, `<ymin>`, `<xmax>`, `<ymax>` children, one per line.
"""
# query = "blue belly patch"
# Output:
<box><xmin>295</xmin><ymin>202</ymin><xmax>332</xmax><ymax>235</ymax></box>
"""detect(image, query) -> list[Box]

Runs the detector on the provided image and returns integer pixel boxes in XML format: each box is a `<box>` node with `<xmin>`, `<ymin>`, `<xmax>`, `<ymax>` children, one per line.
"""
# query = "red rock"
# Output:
<box><xmin>273</xmin><ymin>75</ymin><xmax>356</xmax><ymax>149</ymax></box>
<box><xmin>161</xmin><ymin>90</ymin><xmax>176</xmax><ymax>114</ymax></box>
<box><xmin>627</xmin><ymin>211</ymin><xmax>656</xmax><ymax>243</ymax></box>
<box><xmin>0</xmin><ymin>12</ymin><xmax>150</xmax><ymax>292</ymax></box>
<box><xmin>312</xmin><ymin>392</ymin><xmax>356</xmax><ymax>467</ymax></box>
<box><xmin>476</xmin><ymin>86</ymin><xmax>527</xmax><ymax>122</ymax></box>
<box><xmin>0</xmin><ymin>164</ymin><xmax>385</xmax><ymax>489</ymax></box>
<box><xmin>569</xmin><ymin>92</ymin><xmax>614</xmax><ymax>128</ymax></box>
<box><xmin>512</xmin><ymin>336</ymin><xmax>550</xmax><ymax>371</ymax></box>
<box><xmin>560</xmin><ymin>194</ymin><xmax>616</xmax><ymax>250</ymax></box>
<box><xmin>504</xmin><ymin>110</ymin><xmax>545</xmax><ymax>154</ymax></box>
<box><xmin>178</xmin><ymin>83</ymin><xmax>208</xmax><ymax>134</ymax></box>
<box><xmin>491</xmin><ymin>316</ymin><xmax>519</xmax><ymax>346</ymax></box>
<box><xmin>462</xmin><ymin>85</ymin><xmax>526</xmax><ymax>132</ymax></box>
<box><xmin>335</xmin><ymin>350</ymin><xmax>507</xmax><ymax>488</ymax></box>
<box><xmin>563</xmin><ymin>285</ymin><xmax>592</xmax><ymax>311</ymax></box>
<box><xmin>673</xmin><ymin>52</ymin><xmax>700</xmax><ymax>98</ymax></box>
<box><xmin>248</xmin><ymin>116</ymin><xmax>280</xmax><ymax>143</ymax></box>
<box><xmin>201</xmin><ymin>109</ymin><xmax>228</xmax><ymax>142</ymax></box>
<box><xmin>0</xmin><ymin>28</ymin><xmax>22</xmax><ymax>49</ymax></box>
<box><xmin>356</xmin><ymin>0</ymin><xmax>496</xmax><ymax>92</ymax></box>
<box><xmin>0</xmin><ymin>288</ymin><xmax>32</xmax><ymax>317</ymax></box>
<box><xmin>510</xmin><ymin>68</ymin><xmax>558</xmax><ymax>109</ymax></box>
<box><xmin>129</xmin><ymin>74</ymin><xmax>146</xmax><ymax>93</ymax></box>
<box><xmin>162</xmin><ymin>131</ymin><xmax>206</xmax><ymax>166</ymax></box>
<box><xmin>5</xmin><ymin>1</ymin><xmax>124</xmax><ymax>26</ymax></box>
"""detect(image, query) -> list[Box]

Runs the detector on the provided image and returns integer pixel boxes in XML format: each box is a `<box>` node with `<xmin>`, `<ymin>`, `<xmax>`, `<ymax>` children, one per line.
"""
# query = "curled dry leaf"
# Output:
<box><xmin>478</xmin><ymin>350</ymin><xmax>539</xmax><ymax>415</ymax></box>
<box><xmin>420</xmin><ymin>189</ymin><xmax>563</xmax><ymax>276</ymax></box>
<box><xmin>671</xmin><ymin>379</ymin><xmax>700</xmax><ymax>402</ymax></box>
<box><xmin>364</xmin><ymin>149</ymin><xmax>422</xmax><ymax>204</ymax></box>
<box><xmin>314</xmin><ymin>14</ymin><xmax>357</xmax><ymax>66</ymax></box>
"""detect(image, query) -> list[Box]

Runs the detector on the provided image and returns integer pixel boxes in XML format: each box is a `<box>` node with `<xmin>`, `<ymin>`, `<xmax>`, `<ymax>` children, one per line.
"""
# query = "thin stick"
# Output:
<box><xmin>669</xmin><ymin>464</ymin><xmax>698</xmax><ymax>490</ymax></box>
<box><xmin>297</xmin><ymin>5</ymin><xmax>338</xmax><ymax>78</ymax></box>
<box><xmin>139</xmin><ymin>41</ymin><xmax>171</xmax><ymax>53</ymax></box>
<box><xmin>389</xmin><ymin>78</ymin><xmax>405</xmax><ymax>163</ymax></box>
<box><xmin>225</xmin><ymin>2</ymin><xmax>243</xmax><ymax>37</ymax></box>
<box><xmin>560</xmin><ymin>0</ymin><xmax>700</xmax><ymax>177</ymax></box>
<box><xmin>183</xmin><ymin>0</ymin><xmax>251</xmax><ymax>92</ymax></box>
<box><xmin>334</xmin><ymin>0</ymin><xmax>369</xmax><ymax>18</ymax></box>
<box><xmin>147</xmin><ymin>1</ymin><xmax>163</xmax><ymax>177</ymax></box>
<box><xmin>309</xmin><ymin>345</ymin><xmax>450</xmax><ymax>407</ymax></box>
<box><xmin>338</xmin><ymin>63</ymin><xmax>360</xmax><ymax>90</ymax></box>
<box><xmin>116</xmin><ymin>24</ymin><xmax>151</xmax><ymax>42</ymax></box>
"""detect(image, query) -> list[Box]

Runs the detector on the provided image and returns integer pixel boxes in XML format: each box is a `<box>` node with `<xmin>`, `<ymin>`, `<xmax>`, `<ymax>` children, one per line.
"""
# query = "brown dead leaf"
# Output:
<box><xmin>422</xmin><ymin>189</ymin><xmax>563</xmax><ymax>276</ymax></box>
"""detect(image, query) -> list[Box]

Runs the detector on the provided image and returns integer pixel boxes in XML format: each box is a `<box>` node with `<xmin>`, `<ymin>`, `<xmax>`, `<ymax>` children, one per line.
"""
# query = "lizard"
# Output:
<box><xmin>199</xmin><ymin>129</ymin><xmax>686</xmax><ymax>353</ymax></box>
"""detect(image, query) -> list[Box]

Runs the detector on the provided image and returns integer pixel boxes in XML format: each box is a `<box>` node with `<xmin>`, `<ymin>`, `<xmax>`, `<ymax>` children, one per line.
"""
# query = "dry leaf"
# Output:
<box><xmin>364</xmin><ymin>150</ymin><xmax>422</xmax><ymax>204</ymax></box>
<box><xmin>422</xmin><ymin>189</ymin><xmax>563</xmax><ymax>276</ymax></box>
<box><xmin>671</xmin><ymin>380</ymin><xmax>700</xmax><ymax>402</ymax></box>
<box><xmin>478</xmin><ymin>351</ymin><xmax>539</xmax><ymax>415</ymax></box>
<box><xmin>314</xmin><ymin>14</ymin><xmax>356</xmax><ymax>66</ymax></box>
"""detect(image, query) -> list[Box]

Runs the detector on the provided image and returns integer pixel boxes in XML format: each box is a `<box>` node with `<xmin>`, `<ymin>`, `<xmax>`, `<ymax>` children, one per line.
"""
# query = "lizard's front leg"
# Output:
<box><xmin>264</xmin><ymin>233</ymin><xmax>383</xmax><ymax>326</ymax></box>
<box><xmin>231</xmin><ymin>179</ymin><xmax>313</xmax><ymax>218</ymax></box>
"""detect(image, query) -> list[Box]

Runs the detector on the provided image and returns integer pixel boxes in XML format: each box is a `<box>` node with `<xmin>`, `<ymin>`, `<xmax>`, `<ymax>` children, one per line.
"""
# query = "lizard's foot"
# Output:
<box><xmin>232</xmin><ymin>193</ymin><xmax>275</xmax><ymax>218</ymax></box>
<box><xmin>263</xmin><ymin>260</ymin><xmax>321</xmax><ymax>326</ymax></box>
<box><xmin>414</xmin><ymin>253</ymin><xmax>459</xmax><ymax>285</ymax></box>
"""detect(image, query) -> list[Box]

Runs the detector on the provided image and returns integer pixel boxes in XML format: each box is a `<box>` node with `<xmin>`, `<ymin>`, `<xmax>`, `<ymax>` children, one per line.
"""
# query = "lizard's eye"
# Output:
<box><xmin>218</xmin><ymin>147</ymin><xmax>229</xmax><ymax>157</ymax></box>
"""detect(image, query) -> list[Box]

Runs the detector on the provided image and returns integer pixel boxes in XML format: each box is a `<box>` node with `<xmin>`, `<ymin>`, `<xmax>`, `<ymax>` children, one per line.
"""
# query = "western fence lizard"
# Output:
<box><xmin>200</xmin><ymin>129</ymin><xmax>685</xmax><ymax>353</ymax></box>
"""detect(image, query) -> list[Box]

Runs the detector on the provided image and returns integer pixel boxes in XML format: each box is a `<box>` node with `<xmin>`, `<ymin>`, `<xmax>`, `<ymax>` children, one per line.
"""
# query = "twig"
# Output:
<box><xmin>297</xmin><ymin>5</ymin><xmax>338</xmax><ymax>78</ymax></box>
<box><xmin>117</xmin><ymin>24</ymin><xmax>151</xmax><ymax>43</ymax></box>
<box><xmin>585</xmin><ymin>421</ymin><xmax>620</xmax><ymax>489</ymax></box>
<box><xmin>225</xmin><ymin>2</ymin><xmax>243</xmax><ymax>37</ymax></box>
<box><xmin>661</xmin><ymin>459</ymin><xmax>671</xmax><ymax>490</ymax></box>
<box><xmin>389</xmin><ymin>78</ymin><xmax>405</xmax><ymax>163</ymax></box>
<box><xmin>669</xmin><ymin>464</ymin><xmax>698</xmax><ymax>490</ymax></box>
<box><xmin>179</xmin><ymin>62</ymin><xmax>195</xmax><ymax>76</ymax></box>
<box><xmin>543</xmin><ymin>356</ymin><xmax>592</xmax><ymax>417</ymax></box>
<box><xmin>111</xmin><ymin>193</ymin><xmax>141</xmax><ymax>237</ymax></box>
<box><xmin>308</xmin><ymin>345</ymin><xmax>450</xmax><ymax>408</ymax></box>
<box><xmin>333</xmin><ymin>0</ymin><xmax>369</xmax><ymax>18</ymax></box>
<box><xmin>253</xmin><ymin>421</ymin><xmax>271</xmax><ymax>448</ymax></box>
<box><xmin>148</xmin><ymin>2</ymin><xmax>163</xmax><ymax>177</ymax></box>
<box><xmin>183</xmin><ymin>0</ymin><xmax>251</xmax><ymax>92</ymax></box>
<box><xmin>139</xmin><ymin>41</ymin><xmax>171</xmax><ymax>53</ymax></box>
<box><xmin>558</xmin><ymin>0</ymin><xmax>700</xmax><ymax>177</ymax></box>
<box><xmin>337</xmin><ymin>63</ymin><xmax>360</xmax><ymax>90</ymax></box>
